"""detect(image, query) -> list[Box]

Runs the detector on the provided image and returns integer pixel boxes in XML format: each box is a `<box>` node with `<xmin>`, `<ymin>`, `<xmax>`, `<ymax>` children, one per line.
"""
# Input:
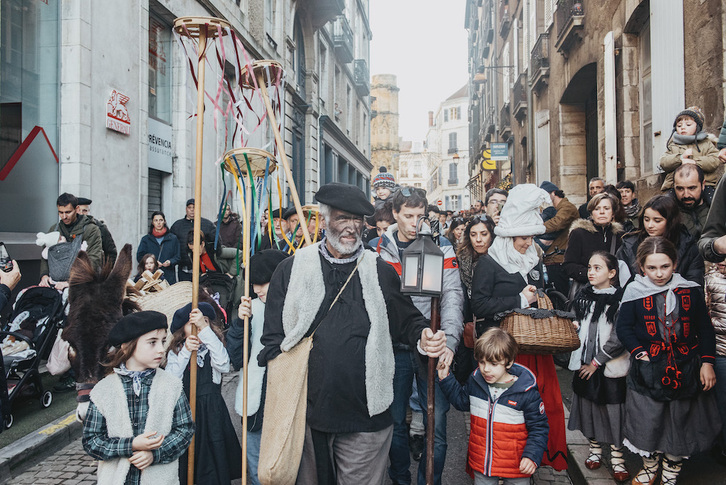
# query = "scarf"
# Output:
<box><xmin>488</xmin><ymin>236</ymin><xmax>540</xmax><ymax>279</ymax></box>
<box><xmin>622</xmin><ymin>273</ymin><xmax>700</xmax><ymax>314</ymax></box>
<box><xmin>571</xmin><ymin>284</ymin><xmax>623</xmax><ymax>324</ymax></box>
<box><xmin>457</xmin><ymin>250</ymin><xmax>480</xmax><ymax>296</ymax></box>
<box><xmin>624</xmin><ymin>198</ymin><xmax>641</xmax><ymax>219</ymax></box>
<box><xmin>671</xmin><ymin>130</ymin><xmax>708</xmax><ymax>148</ymax></box>
<box><xmin>113</xmin><ymin>363</ymin><xmax>155</xmax><ymax>396</ymax></box>
<box><xmin>152</xmin><ymin>227</ymin><xmax>168</xmax><ymax>238</ymax></box>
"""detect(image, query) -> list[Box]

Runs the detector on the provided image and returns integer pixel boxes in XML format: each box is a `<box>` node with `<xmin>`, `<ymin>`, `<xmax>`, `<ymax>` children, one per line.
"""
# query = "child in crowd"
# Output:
<box><xmin>82</xmin><ymin>311</ymin><xmax>194</xmax><ymax>484</ymax></box>
<box><xmin>617</xmin><ymin>236</ymin><xmax>720</xmax><ymax>485</ymax></box>
<box><xmin>438</xmin><ymin>327</ymin><xmax>549</xmax><ymax>485</ymax></box>
<box><xmin>133</xmin><ymin>253</ymin><xmax>164</xmax><ymax>283</ymax></box>
<box><xmin>372</xmin><ymin>166</ymin><xmax>396</xmax><ymax>211</ymax></box>
<box><xmin>166</xmin><ymin>302</ymin><xmax>241</xmax><ymax>485</ymax></box>
<box><xmin>659</xmin><ymin>106</ymin><xmax>720</xmax><ymax>198</ymax></box>
<box><xmin>568</xmin><ymin>252</ymin><xmax>629</xmax><ymax>482</ymax></box>
<box><xmin>227</xmin><ymin>249</ymin><xmax>288</xmax><ymax>485</ymax></box>
<box><xmin>705</xmin><ymin>258</ymin><xmax>726</xmax><ymax>465</ymax></box>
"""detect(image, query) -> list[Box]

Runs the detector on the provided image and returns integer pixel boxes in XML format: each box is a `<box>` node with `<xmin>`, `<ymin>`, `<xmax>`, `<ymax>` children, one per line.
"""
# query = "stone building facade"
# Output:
<box><xmin>466</xmin><ymin>0</ymin><xmax>726</xmax><ymax>207</ymax></box>
<box><xmin>370</xmin><ymin>73</ymin><xmax>400</xmax><ymax>179</ymax></box>
<box><xmin>0</xmin><ymin>0</ymin><xmax>371</xmax><ymax>273</ymax></box>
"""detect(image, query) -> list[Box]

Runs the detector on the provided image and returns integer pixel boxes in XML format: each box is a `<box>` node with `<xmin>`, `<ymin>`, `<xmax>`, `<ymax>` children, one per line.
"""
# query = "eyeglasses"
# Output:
<box><xmin>399</xmin><ymin>187</ymin><xmax>427</xmax><ymax>198</ymax></box>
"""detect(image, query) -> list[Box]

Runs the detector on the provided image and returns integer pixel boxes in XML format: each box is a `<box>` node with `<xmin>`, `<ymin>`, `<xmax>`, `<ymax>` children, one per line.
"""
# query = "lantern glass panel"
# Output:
<box><xmin>403</xmin><ymin>254</ymin><xmax>421</xmax><ymax>288</ymax></box>
<box><xmin>422</xmin><ymin>254</ymin><xmax>443</xmax><ymax>293</ymax></box>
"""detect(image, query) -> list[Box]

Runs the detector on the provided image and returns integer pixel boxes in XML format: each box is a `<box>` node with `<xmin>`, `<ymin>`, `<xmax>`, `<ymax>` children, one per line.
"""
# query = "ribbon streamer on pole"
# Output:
<box><xmin>173</xmin><ymin>16</ymin><xmax>230</xmax><ymax>485</ymax></box>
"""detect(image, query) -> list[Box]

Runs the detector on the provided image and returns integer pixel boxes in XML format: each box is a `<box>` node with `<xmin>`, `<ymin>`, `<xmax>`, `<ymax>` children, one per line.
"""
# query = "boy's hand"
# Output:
<box><xmin>437</xmin><ymin>362</ymin><xmax>450</xmax><ymax>381</ymax></box>
<box><xmin>129</xmin><ymin>450</ymin><xmax>154</xmax><ymax>470</ymax></box>
<box><xmin>185</xmin><ymin>335</ymin><xmax>201</xmax><ymax>352</ymax></box>
<box><xmin>719</xmin><ymin>148</ymin><xmax>726</xmax><ymax>164</ymax></box>
<box><xmin>520</xmin><ymin>457</ymin><xmax>537</xmax><ymax>475</ymax></box>
<box><xmin>189</xmin><ymin>308</ymin><xmax>209</xmax><ymax>331</ymax></box>
<box><xmin>132</xmin><ymin>431</ymin><xmax>164</xmax><ymax>451</ymax></box>
<box><xmin>701</xmin><ymin>362</ymin><xmax>716</xmax><ymax>391</ymax></box>
<box><xmin>238</xmin><ymin>296</ymin><xmax>252</xmax><ymax>320</ymax></box>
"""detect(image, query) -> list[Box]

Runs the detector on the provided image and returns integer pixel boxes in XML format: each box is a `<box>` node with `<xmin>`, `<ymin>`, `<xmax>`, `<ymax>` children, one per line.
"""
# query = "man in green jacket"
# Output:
<box><xmin>39</xmin><ymin>193</ymin><xmax>104</xmax><ymax>290</ymax></box>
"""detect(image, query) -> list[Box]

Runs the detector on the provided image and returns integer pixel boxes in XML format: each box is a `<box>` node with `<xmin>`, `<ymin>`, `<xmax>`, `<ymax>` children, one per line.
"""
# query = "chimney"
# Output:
<box><xmin>428</xmin><ymin>111</ymin><xmax>434</xmax><ymax>127</ymax></box>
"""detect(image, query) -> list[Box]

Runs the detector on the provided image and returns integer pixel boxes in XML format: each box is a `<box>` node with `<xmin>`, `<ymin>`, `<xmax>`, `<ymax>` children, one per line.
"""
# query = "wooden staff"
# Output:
<box><xmin>173</xmin><ymin>16</ymin><xmax>230</xmax><ymax>485</ymax></box>
<box><xmin>427</xmin><ymin>297</ymin><xmax>441</xmax><ymax>485</ymax></box>
<box><xmin>253</xmin><ymin>66</ymin><xmax>312</xmax><ymax>246</ymax></box>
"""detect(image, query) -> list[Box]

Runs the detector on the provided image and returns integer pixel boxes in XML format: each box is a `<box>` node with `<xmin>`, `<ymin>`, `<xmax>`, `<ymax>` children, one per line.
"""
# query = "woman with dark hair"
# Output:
<box><xmin>137</xmin><ymin>211</ymin><xmax>181</xmax><ymax>284</ymax></box>
<box><xmin>616</xmin><ymin>194</ymin><xmax>704</xmax><ymax>285</ymax></box>
<box><xmin>457</xmin><ymin>216</ymin><xmax>496</xmax><ymax>298</ymax></box>
<box><xmin>445</xmin><ymin>217</ymin><xmax>468</xmax><ymax>252</ymax></box>
<box><xmin>564</xmin><ymin>193</ymin><xmax>625</xmax><ymax>298</ymax></box>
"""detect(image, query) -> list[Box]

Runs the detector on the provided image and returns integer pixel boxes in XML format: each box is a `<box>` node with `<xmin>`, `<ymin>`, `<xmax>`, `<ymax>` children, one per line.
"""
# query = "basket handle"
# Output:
<box><xmin>536</xmin><ymin>289</ymin><xmax>554</xmax><ymax>310</ymax></box>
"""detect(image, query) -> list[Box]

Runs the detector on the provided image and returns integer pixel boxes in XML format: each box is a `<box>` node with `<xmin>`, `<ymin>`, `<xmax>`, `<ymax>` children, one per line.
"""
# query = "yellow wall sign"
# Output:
<box><xmin>481</xmin><ymin>149</ymin><xmax>496</xmax><ymax>170</ymax></box>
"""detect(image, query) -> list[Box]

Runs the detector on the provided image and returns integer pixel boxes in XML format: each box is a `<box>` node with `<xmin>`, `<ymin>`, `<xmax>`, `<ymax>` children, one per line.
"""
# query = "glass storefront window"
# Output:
<box><xmin>149</xmin><ymin>13</ymin><xmax>172</xmax><ymax>123</ymax></box>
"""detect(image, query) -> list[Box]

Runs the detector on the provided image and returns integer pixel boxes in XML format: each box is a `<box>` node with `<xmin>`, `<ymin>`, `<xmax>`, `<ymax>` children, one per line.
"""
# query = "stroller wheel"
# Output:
<box><xmin>41</xmin><ymin>390</ymin><xmax>53</xmax><ymax>409</ymax></box>
<box><xmin>4</xmin><ymin>414</ymin><xmax>13</xmax><ymax>429</ymax></box>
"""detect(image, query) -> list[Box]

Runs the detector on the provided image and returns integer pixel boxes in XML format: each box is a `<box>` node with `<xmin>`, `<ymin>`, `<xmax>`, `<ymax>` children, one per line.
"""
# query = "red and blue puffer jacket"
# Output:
<box><xmin>439</xmin><ymin>363</ymin><xmax>549</xmax><ymax>478</ymax></box>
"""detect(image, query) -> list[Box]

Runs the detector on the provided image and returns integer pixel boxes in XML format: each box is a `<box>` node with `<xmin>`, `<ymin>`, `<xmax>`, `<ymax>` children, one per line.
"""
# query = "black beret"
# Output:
<box><xmin>271</xmin><ymin>208</ymin><xmax>283</xmax><ymax>219</ymax></box>
<box><xmin>282</xmin><ymin>207</ymin><xmax>298</xmax><ymax>220</ymax></box>
<box><xmin>250</xmin><ymin>249</ymin><xmax>288</xmax><ymax>285</ymax></box>
<box><xmin>314</xmin><ymin>182</ymin><xmax>374</xmax><ymax>216</ymax></box>
<box><xmin>170</xmin><ymin>302</ymin><xmax>217</xmax><ymax>335</ymax></box>
<box><xmin>186</xmin><ymin>198</ymin><xmax>195</xmax><ymax>206</ymax></box>
<box><xmin>108</xmin><ymin>311</ymin><xmax>167</xmax><ymax>347</ymax></box>
<box><xmin>77</xmin><ymin>197</ymin><xmax>92</xmax><ymax>205</ymax></box>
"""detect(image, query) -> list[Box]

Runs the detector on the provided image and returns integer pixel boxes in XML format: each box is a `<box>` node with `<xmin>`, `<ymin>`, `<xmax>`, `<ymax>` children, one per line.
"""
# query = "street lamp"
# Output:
<box><xmin>399</xmin><ymin>216</ymin><xmax>443</xmax><ymax>484</ymax></box>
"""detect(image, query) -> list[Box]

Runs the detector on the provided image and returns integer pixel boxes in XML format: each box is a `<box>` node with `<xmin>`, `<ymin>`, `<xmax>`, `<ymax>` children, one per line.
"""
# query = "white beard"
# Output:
<box><xmin>327</xmin><ymin>228</ymin><xmax>362</xmax><ymax>256</ymax></box>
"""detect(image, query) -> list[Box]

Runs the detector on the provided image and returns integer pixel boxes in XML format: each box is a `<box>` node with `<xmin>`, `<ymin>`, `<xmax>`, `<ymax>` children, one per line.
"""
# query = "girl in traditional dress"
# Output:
<box><xmin>568</xmin><ymin>251</ymin><xmax>629</xmax><ymax>482</ymax></box>
<box><xmin>617</xmin><ymin>236</ymin><xmax>720</xmax><ymax>485</ymax></box>
<box><xmin>166</xmin><ymin>302</ymin><xmax>242</xmax><ymax>485</ymax></box>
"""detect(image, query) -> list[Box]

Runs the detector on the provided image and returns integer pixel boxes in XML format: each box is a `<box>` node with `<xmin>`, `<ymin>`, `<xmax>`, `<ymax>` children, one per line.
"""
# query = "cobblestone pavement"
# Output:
<box><xmin>8</xmin><ymin>439</ymin><xmax>96</xmax><ymax>484</ymax></box>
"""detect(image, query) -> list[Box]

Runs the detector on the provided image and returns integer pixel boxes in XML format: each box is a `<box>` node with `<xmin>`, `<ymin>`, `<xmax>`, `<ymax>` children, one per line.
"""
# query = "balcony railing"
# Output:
<box><xmin>353</xmin><ymin>59</ymin><xmax>369</xmax><ymax>96</ymax></box>
<box><xmin>531</xmin><ymin>32</ymin><xmax>550</xmax><ymax>93</ymax></box>
<box><xmin>499</xmin><ymin>103</ymin><xmax>511</xmax><ymax>139</ymax></box>
<box><xmin>555</xmin><ymin>0</ymin><xmax>584</xmax><ymax>56</ymax></box>
<box><xmin>332</xmin><ymin>16</ymin><xmax>354</xmax><ymax>64</ymax></box>
<box><xmin>512</xmin><ymin>72</ymin><xmax>527</xmax><ymax>122</ymax></box>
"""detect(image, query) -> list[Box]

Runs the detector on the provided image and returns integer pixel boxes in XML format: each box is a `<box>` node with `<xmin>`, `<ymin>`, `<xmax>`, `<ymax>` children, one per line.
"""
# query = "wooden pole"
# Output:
<box><xmin>241</xmin><ymin>169</ymin><xmax>253</xmax><ymax>483</ymax></box>
<box><xmin>426</xmin><ymin>296</ymin><xmax>441</xmax><ymax>485</ymax></box>
<box><xmin>254</xmin><ymin>72</ymin><xmax>312</xmax><ymax>246</ymax></box>
<box><xmin>188</xmin><ymin>23</ymin><xmax>208</xmax><ymax>485</ymax></box>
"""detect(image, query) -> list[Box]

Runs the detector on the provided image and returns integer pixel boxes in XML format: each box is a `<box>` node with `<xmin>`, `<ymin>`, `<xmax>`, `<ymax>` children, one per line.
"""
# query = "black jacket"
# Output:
<box><xmin>617</xmin><ymin>227</ymin><xmax>704</xmax><ymax>286</ymax></box>
<box><xmin>170</xmin><ymin>216</ymin><xmax>216</xmax><ymax>267</ymax></box>
<box><xmin>564</xmin><ymin>219</ymin><xmax>624</xmax><ymax>284</ymax></box>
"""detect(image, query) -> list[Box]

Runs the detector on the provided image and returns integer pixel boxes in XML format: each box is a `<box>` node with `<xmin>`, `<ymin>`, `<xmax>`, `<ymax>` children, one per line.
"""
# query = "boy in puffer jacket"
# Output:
<box><xmin>706</xmin><ymin>259</ymin><xmax>726</xmax><ymax>465</ymax></box>
<box><xmin>438</xmin><ymin>328</ymin><xmax>549</xmax><ymax>484</ymax></box>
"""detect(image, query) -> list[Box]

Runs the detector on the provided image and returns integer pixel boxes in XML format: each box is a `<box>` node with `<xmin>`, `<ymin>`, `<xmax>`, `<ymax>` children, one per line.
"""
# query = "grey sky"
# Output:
<box><xmin>369</xmin><ymin>0</ymin><xmax>469</xmax><ymax>142</ymax></box>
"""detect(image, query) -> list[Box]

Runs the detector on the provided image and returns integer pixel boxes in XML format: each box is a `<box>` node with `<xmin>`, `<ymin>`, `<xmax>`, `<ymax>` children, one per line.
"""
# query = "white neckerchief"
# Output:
<box><xmin>622</xmin><ymin>273</ymin><xmax>699</xmax><ymax>314</ymax></box>
<box><xmin>488</xmin><ymin>236</ymin><xmax>539</xmax><ymax>279</ymax></box>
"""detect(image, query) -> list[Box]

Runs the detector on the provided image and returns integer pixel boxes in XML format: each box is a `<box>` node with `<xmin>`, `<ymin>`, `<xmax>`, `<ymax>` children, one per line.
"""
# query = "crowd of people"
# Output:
<box><xmin>2</xmin><ymin>105</ymin><xmax>726</xmax><ymax>485</ymax></box>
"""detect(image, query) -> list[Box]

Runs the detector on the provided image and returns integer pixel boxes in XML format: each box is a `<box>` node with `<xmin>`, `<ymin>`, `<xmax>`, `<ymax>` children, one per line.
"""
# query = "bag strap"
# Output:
<box><xmin>310</xmin><ymin>255</ymin><xmax>364</xmax><ymax>338</ymax></box>
<box><xmin>609</xmin><ymin>231</ymin><xmax>617</xmax><ymax>255</ymax></box>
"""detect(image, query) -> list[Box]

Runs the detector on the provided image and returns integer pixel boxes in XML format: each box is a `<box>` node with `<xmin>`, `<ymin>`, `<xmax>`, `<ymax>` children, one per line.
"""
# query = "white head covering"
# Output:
<box><xmin>494</xmin><ymin>184</ymin><xmax>550</xmax><ymax>238</ymax></box>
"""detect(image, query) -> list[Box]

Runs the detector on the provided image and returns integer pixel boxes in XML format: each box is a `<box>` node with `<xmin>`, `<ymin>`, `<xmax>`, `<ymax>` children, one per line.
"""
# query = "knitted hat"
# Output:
<box><xmin>673</xmin><ymin>106</ymin><xmax>705</xmax><ymax>133</ymax></box>
<box><xmin>249</xmin><ymin>249</ymin><xmax>288</xmax><ymax>285</ymax></box>
<box><xmin>372</xmin><ymin>166</ymin><xmax>396</xmax><ymax>190</ymax></box>
<box><xmin>539</xmin><ymin>181</ymin><xmax>559</xmax><ymax>194</ymax></box>
<box><xmin>108</xmin><ymin>311</ymin><xmax>167</xmax><ymax>347</ymax></box>
<box><xmin>494</xmin><ymin>184</ymin><xmax>550</xmax><ymax>238</ymax></box>
<box><xmin>170</xmin><ymin>302</ymin><xmax>217</xmax><ymax>334</ymax></box>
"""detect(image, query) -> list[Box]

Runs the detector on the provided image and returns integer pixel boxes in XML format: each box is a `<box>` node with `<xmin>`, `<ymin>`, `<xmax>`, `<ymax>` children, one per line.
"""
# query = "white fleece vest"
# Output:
<box><xmin>280</xmin><ymin>243</ymin><xmax>394</xmax><ymax>416</ymax></box>
<box><xmin>90</xmin><ymin>369</ymin><xmax>183</xmax><ymax>485</ymax></box>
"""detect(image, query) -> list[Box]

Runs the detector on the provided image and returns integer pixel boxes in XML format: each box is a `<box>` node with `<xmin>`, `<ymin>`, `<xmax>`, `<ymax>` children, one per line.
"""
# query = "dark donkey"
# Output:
<box><xmin>64</xmin><ymin>244</ymin><xmax>139</xmax><ymax>420</ymax></box>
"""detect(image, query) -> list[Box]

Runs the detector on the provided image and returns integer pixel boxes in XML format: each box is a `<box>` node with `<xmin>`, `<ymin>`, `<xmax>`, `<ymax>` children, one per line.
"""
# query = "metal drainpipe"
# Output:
<box><xmin>492</xmin><ymin>0</ymin><xmax>498</xmax><ymax>183</ymax></box>
<box><xmin>525</xmin><ymin>0</ymin><xmax>535</xmax><ymax>184</ymax></box>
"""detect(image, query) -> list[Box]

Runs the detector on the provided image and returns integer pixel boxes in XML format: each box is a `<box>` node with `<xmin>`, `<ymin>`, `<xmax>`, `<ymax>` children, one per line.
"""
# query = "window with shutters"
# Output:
<box><xmin>448</xmin><ymin>132</ymin><xmax>458</xmax><ymax>153</ymax></box>
<box><xmin>544</xmin><ymin>0</ymin><xmax>554</xmax><ymax>30</ymax></box>
<box><xmin>448</xmin><ymin>162</ymin><xmax>458</xmax><ymax>185</ymax></box>
<box><xmin>639</xmin><ymin>20</ymin><xmax>653</xmax><ymax>174</ymax></box>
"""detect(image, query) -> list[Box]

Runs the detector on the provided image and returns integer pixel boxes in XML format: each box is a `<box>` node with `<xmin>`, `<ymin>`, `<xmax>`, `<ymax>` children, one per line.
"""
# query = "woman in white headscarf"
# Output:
<box><xmin>471</xmin><ymin>184</ymin><xmax>569</xmax><ymax>472</ymax></box>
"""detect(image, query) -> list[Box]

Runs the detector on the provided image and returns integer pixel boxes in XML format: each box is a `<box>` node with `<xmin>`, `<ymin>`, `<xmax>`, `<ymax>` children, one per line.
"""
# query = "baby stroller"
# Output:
<box><xmin>0</xmin><ymin>286</ymin><xmax>66</xmax><ymax>429</ymax></box>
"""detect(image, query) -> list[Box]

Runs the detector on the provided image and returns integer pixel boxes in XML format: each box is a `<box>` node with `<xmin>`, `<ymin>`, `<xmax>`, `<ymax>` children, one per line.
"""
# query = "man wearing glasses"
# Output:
<box><xmin>484</xmin><ymin>188</ymin><xmax>508</xmax><ymax>225</ymax></box>
<box><xmin>371</xmin><ymin>186</ymin><xmax>464</xmax><ymax>485</ymax></box>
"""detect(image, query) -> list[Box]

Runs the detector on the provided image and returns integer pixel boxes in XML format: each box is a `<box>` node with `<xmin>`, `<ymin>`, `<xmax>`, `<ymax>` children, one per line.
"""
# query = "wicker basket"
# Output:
<box><xmin>499</xmin><ymin>290</ymin><xmax>580</xmax><ymax>355</ymax></box>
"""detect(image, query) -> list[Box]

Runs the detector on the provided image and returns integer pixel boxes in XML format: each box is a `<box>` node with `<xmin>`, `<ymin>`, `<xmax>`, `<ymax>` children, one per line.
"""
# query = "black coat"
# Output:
<box><xmin>616</xmin><ymin>227</ymin><xmax>705</xmax><ymax>286</ymax></box>
<box><xmin>470</xmin><ymin>254</ymin><xmax>545</xmax><ymax>333</ymax></box>
<box><xmin>170</xmin><ymin>216</ymin><xmax>216</xmax><ymax>267</ymax></box>
<box><xmin>564</xmin><ymin>219</ymin><xmax>624</xmax><ymax>284</ymax></box>
<box><xmin>137</xmin><ymin>232</ymin><xmax>181</xmax><ymax>284</ymax></box>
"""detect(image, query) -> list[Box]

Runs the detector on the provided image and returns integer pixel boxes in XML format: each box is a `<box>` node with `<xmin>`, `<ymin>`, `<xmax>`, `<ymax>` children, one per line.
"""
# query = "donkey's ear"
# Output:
<box><xmin>69</xmin><ymin>252</ymin><xmax>96</xmax><ymax>287</ymax></box>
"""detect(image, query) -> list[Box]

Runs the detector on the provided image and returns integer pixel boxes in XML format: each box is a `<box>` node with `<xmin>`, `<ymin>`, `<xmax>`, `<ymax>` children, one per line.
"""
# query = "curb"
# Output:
<box><xmin>0</xmin><ymin>411</ymin><xmax>82</xmax><ymax>482</ymax></box>
<box><xmin>564</xmin><ymin>406</ymin><xmax>620</xmax><ymax>485</ymax></box>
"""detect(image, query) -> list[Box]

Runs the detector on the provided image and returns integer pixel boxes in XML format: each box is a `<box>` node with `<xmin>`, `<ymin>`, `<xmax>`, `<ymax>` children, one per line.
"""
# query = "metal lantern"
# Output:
<box><xmin>400</xmin><ymin>217</ymin><xmax>444</xmax><ymax>296</ymax></box>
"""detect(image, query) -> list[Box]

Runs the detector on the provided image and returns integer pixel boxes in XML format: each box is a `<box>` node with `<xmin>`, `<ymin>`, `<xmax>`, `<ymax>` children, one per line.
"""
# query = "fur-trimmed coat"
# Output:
<box><xmin>563</xmin><ymin>219</ymin><xmax>624</xmax><ymax>284</ymax></box>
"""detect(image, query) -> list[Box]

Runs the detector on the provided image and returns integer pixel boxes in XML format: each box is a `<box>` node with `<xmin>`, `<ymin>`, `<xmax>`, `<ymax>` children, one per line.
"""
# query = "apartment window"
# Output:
<box><xmin>448</xmin><ymin>132</ymin><xmax>458</xmax><ymax>153</ymax></box>
<box><xmin>450</xmin><ymin>195</ymin><xmax>459</xmax><ymax>210</ymax></box>
<box><xmin>451</xmin><ymin>107</ymin><xmax>461</xmax><ymax>120</ymax></box>
<box><xmin>639</xmin><ymin>20</ymin><xmax>652</xmax><ymax>174</ymax></box>
<box><xmin>448</xmin><ymin>162</ymin><xmax>458</xmax><ymax>185</ymax></box>
<box><xmin>319</xmin><ymin>43</ymin><xmax>328</xmax><ymax>105</ymax></box>
<box><xmin>444</xmin><ymin>110</ymin><xmax>449</xmax><ymax>122</ymax></box>
<box><xmin>149</xmin><ymin>13</ymin><xmax>172</xmax><ymax>123</ymax></box>
<box><xmin>346</xmin><ymin>84</ymin><xmax>352</xmax><ymax>134</ymax></box>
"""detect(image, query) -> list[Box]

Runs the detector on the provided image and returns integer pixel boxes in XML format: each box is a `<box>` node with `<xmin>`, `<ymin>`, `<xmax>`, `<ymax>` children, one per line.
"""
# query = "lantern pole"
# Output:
<box><xmin>426</xmin><ymin>296</ymin><xmax>440</xmax><ymax>485</ymax></box>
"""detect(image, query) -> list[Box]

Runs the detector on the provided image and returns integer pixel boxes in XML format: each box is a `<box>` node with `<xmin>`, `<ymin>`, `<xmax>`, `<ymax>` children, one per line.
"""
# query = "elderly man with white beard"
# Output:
<box><xmin>259</xmin><ymin>182</ymin><xmax>448</xmax><ymax>485</ymax></box>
